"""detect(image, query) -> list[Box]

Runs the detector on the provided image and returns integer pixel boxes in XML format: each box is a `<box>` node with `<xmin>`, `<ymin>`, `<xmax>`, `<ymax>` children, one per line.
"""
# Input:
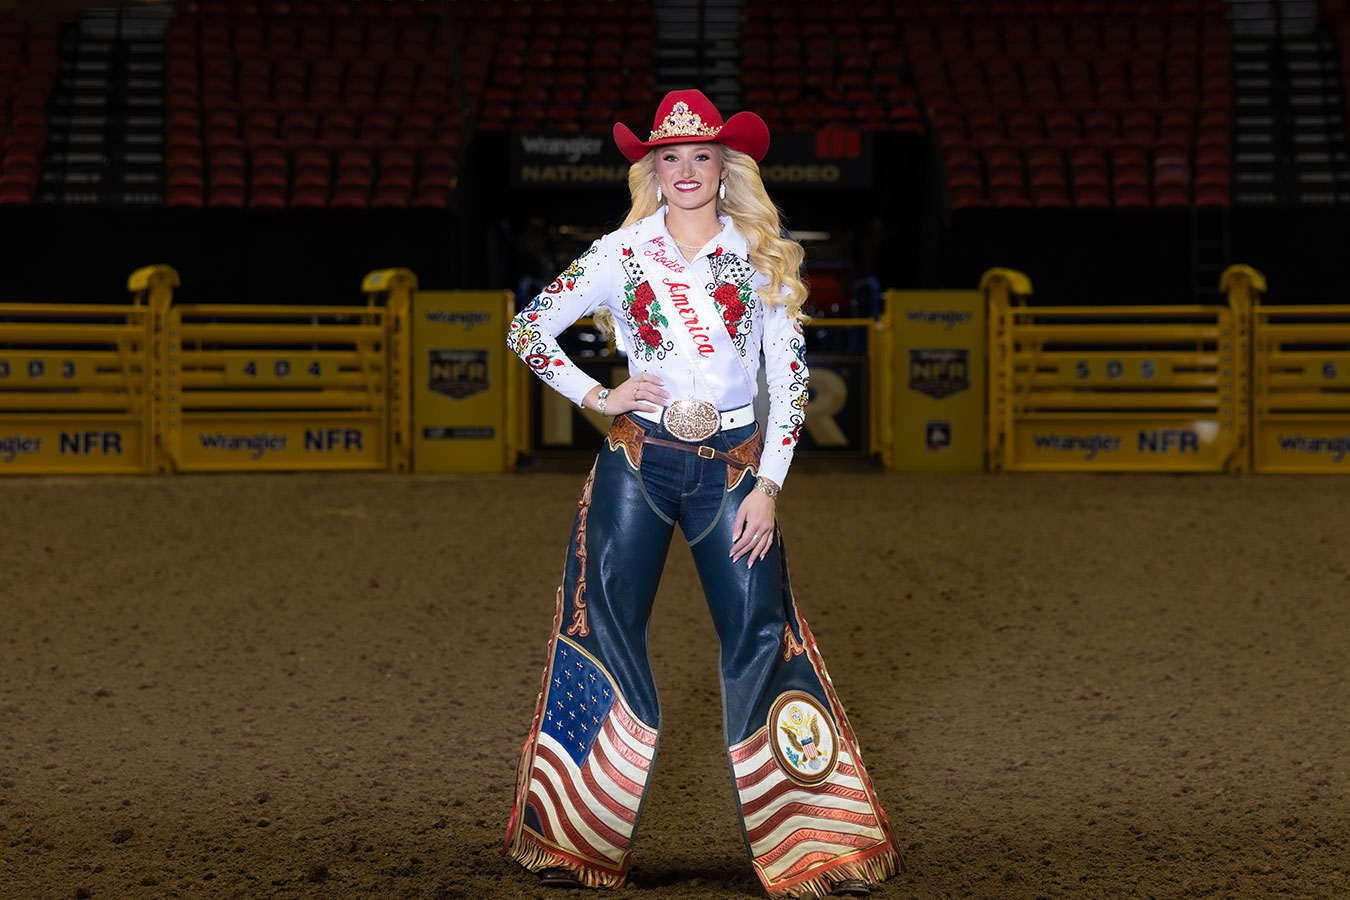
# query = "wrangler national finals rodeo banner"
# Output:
<box><xmin>509</xmin><ymin>132</ymin><xmax>875</xmax><ymax>189</ymax></box>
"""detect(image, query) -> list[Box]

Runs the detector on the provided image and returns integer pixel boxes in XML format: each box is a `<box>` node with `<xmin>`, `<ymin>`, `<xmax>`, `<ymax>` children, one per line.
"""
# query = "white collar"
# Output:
<box><xmin>627</xmin><ymin>207</ymin><xmax>750</xmax><ymax>259</ymax></box>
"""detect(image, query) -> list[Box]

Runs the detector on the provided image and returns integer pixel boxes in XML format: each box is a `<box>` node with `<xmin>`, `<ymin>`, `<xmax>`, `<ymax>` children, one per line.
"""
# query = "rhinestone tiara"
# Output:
<box><xmin>648</xmin><ymin>100</ymin><xmax>721</xmax><ymax>142</ymax></box>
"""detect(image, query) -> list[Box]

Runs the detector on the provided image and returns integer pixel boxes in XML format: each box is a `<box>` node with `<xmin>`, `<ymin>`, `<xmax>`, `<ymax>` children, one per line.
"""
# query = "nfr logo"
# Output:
<box><xmin>60</xmin><ymin>431</ymin><xmax>123</xmax><ymax>455</ymax></box>
<box><xmin>908</xmin><ymin>348</ymin><xmax>970</xmax><ymax>400</ymax></box>
<box><xmin>304</xmin><ymin>428</ymin><xmax>364</xmax><ymax>451</ymax></box>
<box><xmin>428</xmin><ymin>348</ymin><xmax>490</xmax><ymax>400</ymax></box>
<box><xmin>1138</xmin><ymin>429</ymin><xmax>1200</xmax><ymax>453</ymax></box>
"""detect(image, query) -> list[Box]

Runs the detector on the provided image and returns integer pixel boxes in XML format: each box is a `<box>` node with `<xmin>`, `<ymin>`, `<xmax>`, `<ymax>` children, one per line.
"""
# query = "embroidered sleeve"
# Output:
<box><xmin>506</xmin><ymin>237</ymin><xmax>611</xmax><ymax>407</ymax></box>
<box><xmin>759</xmin><ymin>296</ymin><xmax>808</xmax><ymax>487</ymax></box>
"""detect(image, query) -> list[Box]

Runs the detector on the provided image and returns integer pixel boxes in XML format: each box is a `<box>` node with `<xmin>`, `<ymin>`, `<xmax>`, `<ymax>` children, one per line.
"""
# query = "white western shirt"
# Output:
<box><xmin>507</xmin><ymin>208</ymin><xmax>809</xmax><ymax>486</ymax></box>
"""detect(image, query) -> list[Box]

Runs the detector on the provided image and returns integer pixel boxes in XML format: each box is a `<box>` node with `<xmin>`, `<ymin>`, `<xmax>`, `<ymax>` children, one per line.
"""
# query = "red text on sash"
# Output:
<box><xmin>663</xmin><ymin>279</ymin><xmax>716</xmax><ymax>357</ymax></box>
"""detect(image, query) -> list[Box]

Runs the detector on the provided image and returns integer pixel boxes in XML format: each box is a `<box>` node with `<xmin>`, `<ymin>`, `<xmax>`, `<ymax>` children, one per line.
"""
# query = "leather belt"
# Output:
<box><xmin>606</xmin><ymin>414</ymin><xmax>764</xmax><ymax>489</ymax></box>
<box><xmin>638</xmin><ymin>434</ymin><xmax>748</xmax><ymax>467</ymax></box>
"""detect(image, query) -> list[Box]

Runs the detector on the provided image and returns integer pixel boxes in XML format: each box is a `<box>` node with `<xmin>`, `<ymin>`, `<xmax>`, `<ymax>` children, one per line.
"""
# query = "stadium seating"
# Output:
<box><xmin>0</xmin><ymin>16</ymin><xmax>60</xmax><ymax>206</ymax></box>
<box><xmin>740</xmin><ymin>2</ymin><xmax>922</xmax><ymax>133</ymax></box>
<box><xmin>907</xmin><ymin>0</ymin><xmax>1233</xmax><ymax>209</ymax></box>
<box><xmin>166</xmin><ymin>0</ymin><xmax>462</xmax><ymax>209</ymax></box>
<box><xmin>457</xmin><ymin>0</ymin><xmax>656</xmax><ymax>133</ymax></box>
<box><xmin>737</xmin><ymin>0</ymin><xmax>1232</xmax><ymax>208</ymax></box>
<box><xmin>162</xmin><ymin>0</ymin><xmax>656</xmax><ymax>208</ymax></box>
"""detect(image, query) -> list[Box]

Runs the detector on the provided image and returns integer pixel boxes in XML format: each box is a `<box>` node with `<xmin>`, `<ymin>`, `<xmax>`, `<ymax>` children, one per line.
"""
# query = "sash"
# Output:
<box><xmin>630</xmin><ymin>236</ymin><xmax>758</xmax><ymax>405</ymax></box>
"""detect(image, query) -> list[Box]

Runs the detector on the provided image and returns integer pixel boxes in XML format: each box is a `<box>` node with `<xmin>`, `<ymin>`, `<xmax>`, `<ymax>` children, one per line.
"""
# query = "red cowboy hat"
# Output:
<box><xmin>613</xmin><ymin>89</ymin><xmax>770</xmax><ymax>163</ymax></box>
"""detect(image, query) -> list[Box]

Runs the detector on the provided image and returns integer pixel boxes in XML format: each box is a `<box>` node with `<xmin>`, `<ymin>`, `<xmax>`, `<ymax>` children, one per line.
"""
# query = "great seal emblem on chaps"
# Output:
<box><xmin>768</xmin><ymin>691</ymin><xmax>839</xmax><ymax>786</ymax></box>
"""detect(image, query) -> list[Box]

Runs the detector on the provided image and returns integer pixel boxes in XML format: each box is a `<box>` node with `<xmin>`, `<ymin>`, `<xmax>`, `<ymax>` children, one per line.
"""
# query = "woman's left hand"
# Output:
<box><xmin>730</xmin><ymin>488</ymin><xmax>776</xmax><ymax>568</ymax></box>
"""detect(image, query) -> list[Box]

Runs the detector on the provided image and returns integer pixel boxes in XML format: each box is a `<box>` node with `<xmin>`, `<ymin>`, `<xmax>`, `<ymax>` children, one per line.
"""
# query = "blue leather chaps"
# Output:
<box><xmin>504</xmin><ymin>414</ymin><xmax>902</xmax><ymax>898</ymax></box>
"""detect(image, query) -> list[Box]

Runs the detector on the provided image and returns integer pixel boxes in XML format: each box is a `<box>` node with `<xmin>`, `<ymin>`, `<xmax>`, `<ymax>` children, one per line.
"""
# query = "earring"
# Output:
<box><xmin>718</xmin><ymin>180</ymin><xmax>726</xmax><ymax>200</ymax></box>
<box><xmin>656</xmin><ymin>186</ymin><xmax>662</xmax><ymax>203</ymax></box>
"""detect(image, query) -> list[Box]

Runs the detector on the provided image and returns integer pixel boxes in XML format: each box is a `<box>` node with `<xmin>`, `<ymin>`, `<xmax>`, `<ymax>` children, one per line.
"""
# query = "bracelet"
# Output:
<box><xmin>755</xmin><ymin>476</ymin><xmax>781</xmax><ymax>500</ymax></box>
<box><xmin>596</xmin><ymin>388</ymin><xmax>611</xmax><ymax>416</ymax></box>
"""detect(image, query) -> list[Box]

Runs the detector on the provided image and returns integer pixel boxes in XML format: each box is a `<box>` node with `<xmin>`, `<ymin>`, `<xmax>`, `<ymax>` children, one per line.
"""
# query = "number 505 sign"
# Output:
<box><xmin>1057</xmin><ymin>357</ymin><xmax>1175</xmax><ymax>385</ymax></box>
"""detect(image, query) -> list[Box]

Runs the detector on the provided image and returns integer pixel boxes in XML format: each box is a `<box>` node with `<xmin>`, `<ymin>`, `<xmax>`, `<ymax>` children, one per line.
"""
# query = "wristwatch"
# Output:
<box><xmin>596</xmin><ymin>388</ymin><xmax>611</xmax><ymax>416</ymax></box>
<box><xmin>755</xmin><ymin>476</ymin><xmax>781</xmax><ymax>500</ymax></box>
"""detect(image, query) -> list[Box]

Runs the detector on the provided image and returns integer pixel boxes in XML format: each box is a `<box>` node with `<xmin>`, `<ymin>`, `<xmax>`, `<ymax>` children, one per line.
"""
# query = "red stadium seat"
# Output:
<box><xmin>1006</xmin><ymin>111</ymin><xmax>1043</xmax><ymax>145</ymax></box>
<box><xmin>1194</xmin><ymin>184</ymin><xmax>1230</xmax><ymax>207</ymax></box>
<box><xmin>331</xmin><ymin>185</ymin><xmax>369</xmax><ymax>208</ymax></box>
<box><xmin>990</xmin><ymin>185</ymin><xmax>1030</xmax><ymax>207</ymax></box>
<box><xmin>1072</xmin><ymin>184</ymin><xmax>1111</xmax><ymax>207</ymax></box>
<box><xmin>249</xmin><ymin>183</ymin><xmax>287</xmax><ymax>208</ymax></box>
<box><xmin>290</xmin><ymin>185</ymin><xmax>328</xmax><ymax>208</ymax></box>
<box><xmin>1154</xmin><ymin>184</ymin><xmax>1190</xmax><ymax>207</ymax></box>
<box><xmin>949</xmin><ymin>184</ymin><xmax>989</xmax><ymax>208</ymax></box>
<box><xmin>208</xmin><ymin>184</ymin><xmax>245</xmax><ymax>207</ymax></box>
<box><xmin>1113</xmin><ymin>184</ymin><xmax>1150</xmax><ymax>208</ymax></box>
<box><xmin>372</xmin><ymin>183</ymin><xmax>411</xmax><ymax>207</ymax></box>
<box><xmin>412</xmin><ymin>183</ymin><xmax>452</xmax><ymax>208</ymax></box>
<box><xmin>167</xmin><ymin>185</ymin><xmax>204</xmax><ymax>208</ymax></box>
<box><xmin>1031</xmin><ymin>184</ymin><xmax>1071</xmax><ymax>206</ymax></box>
<box><xmin>946</xmin><ymin>165</ymin><xmax>983</xmax><ymax>191</ymax></box>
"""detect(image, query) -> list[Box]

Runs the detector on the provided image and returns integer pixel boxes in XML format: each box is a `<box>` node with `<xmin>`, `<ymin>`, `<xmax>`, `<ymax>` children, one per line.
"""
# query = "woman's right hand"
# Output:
<box><xmin>586</xmin><ymin>373</ymin><xmax>669</xmax><ymax>416</ymax></box>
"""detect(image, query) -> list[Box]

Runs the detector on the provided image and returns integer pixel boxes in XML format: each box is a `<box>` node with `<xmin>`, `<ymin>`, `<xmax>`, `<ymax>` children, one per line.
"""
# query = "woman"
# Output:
<box><xmin>502</xmin><ymin>90</ymin><xmax>902</xmax><ymax>899</ymax></box>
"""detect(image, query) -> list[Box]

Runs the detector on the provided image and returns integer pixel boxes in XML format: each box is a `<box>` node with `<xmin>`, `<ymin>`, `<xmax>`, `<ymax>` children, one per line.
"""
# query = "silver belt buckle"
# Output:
<box><xmin>663</xmin><ymin>399</ymin><xmax>720</xmax><ymax>442</ymax></box>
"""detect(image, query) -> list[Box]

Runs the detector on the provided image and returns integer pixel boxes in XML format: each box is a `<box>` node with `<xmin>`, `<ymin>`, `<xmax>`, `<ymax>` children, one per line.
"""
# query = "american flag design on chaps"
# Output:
<box><xmin>730</xmin><ymin>691</ymin><xmax>892</xmax><ymax>896</ymax></box>
<box><xmin>513</xmin><ymin>636</ymin><xmax>657</xmax><ymax>882</ymax></box>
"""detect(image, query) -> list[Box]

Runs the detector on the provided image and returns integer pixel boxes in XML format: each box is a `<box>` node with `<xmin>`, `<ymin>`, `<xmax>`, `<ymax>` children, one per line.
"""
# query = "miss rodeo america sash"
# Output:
<box><xmin>623</xmin><ymin>239</ymin><xmax>724</xmax><ymax>358</ymax></box>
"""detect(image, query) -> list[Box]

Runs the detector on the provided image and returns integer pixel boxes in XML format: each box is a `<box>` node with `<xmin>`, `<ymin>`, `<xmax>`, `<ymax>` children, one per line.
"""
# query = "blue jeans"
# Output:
<box><xmin>504</xmin><ymin>415</ymin><xmax>902</xmax><ymax>896</ymax></box>
<box><xmin>630</xmin><ymin>413</ymin><xmax>760</xmax><ymax>545</ymax></box>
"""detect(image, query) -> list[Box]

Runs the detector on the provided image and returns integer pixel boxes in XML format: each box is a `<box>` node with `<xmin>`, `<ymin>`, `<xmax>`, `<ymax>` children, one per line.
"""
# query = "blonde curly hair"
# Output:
<box><xmin>619</xmin><ymin>147</ymin><xmax>809</xmax><ymax>322</ymax></box>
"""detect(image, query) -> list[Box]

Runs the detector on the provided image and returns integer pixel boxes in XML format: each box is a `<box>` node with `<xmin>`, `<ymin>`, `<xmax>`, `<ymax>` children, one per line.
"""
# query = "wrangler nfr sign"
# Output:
<box><xmin>891</xmin><ymin>291</ymin><xmax>985</xmax><ymax>473</ymax></box>
<box><xmin>412</xmin><ymin>291</ymin><xmax>518</xmax><ymax>473</ymax></box>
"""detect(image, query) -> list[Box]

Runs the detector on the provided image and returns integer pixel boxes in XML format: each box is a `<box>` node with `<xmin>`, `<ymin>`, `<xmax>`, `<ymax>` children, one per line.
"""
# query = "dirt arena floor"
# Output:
<box><xmin>1</xmin><ymin>468</ymin><xmax>1347</xmax><ymax>900</ymax></box>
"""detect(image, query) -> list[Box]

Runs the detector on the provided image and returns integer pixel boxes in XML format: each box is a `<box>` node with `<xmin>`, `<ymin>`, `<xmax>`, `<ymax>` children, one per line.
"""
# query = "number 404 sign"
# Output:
<box><xmin>225</xmin><ymin>356</ymin><xmax>326</xmax><ymax>383</ymax></box>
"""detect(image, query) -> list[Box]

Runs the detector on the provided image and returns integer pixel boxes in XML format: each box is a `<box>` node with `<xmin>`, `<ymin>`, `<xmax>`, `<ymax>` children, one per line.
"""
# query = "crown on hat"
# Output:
<box><xmin>648</xmin><ymin>101</ymin><xmax>720</xmax><ymax>142</ymax></box>
<box><xmin>613</xmin><ymin>89</ymin><xmax>770</xmax><ymax>163</ymax></box>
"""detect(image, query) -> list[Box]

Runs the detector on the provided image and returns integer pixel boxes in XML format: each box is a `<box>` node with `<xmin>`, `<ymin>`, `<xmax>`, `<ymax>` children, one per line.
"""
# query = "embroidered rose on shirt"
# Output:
<box><xmin>631</xmin><ymin>281</ymin><xmax>656</xmax><ymax>322</ymax></box>
<box><xmin>627</xmin><ymin>281</ymin><xmax>666</xmax><ymax>346</ymax></box>
<box><xmin>722</xmin><ymin>298</ymin><xmax>746</xmax><ymax>333</ymax></box>
<box><xmin>618</xmin><ymin>248</ymin><xmax>673</xmax><ymax>361</ymax></box>
<box><xmin>709</xmin><ymin>269</ymin><xmax>755</xmax><ymax>349</ymax></box>
<box><xmin>713</xmin><ymin>283</ymin><xmax>748</xmax><ymax>336</ymax></box>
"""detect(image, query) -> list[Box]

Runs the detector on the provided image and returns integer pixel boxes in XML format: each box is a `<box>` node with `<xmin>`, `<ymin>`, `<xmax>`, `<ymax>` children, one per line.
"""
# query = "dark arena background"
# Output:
<box><xmin>2</xmin><ymin>1</ymin><xmax>1349</xmax><ymax>899</ymax></box>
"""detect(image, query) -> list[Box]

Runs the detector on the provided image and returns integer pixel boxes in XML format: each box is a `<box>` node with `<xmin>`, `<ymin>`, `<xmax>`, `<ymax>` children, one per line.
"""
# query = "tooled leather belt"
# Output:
<box><xmin>606</xmin><ymin>414</ymin><xmax>763</xmax><ymax>487</ymax></box>
<box><xmin>639</xmin><ymin>434</ymin><xmax>748</xmax><ymax>466</ymax></box>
